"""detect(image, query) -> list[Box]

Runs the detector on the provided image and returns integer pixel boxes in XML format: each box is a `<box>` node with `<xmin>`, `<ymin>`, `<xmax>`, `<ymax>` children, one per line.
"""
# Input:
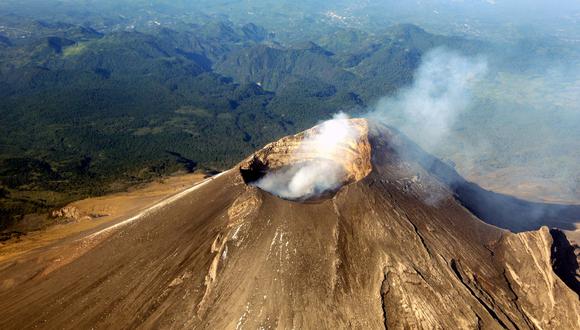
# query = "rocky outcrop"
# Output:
<box><xmin>496</xmin><ymin>228</ymin><xmax>580</xmax><ymax>329</ymax></box>
<box><xmin>50</xmin><ymin>206</ymin><xmax>84</xmax><ymax>221</ymax></box>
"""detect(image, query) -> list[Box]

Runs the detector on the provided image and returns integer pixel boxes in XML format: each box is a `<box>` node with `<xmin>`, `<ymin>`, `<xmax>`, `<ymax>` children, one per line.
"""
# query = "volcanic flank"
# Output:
<box><xmin>0</xmin><ymin>118</ymin><xmax>579</xmax><ymax>329</ymax></box>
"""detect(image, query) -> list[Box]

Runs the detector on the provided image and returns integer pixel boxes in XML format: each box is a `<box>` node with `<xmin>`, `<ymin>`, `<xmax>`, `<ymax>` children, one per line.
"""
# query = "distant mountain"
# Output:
<box><xmin>215</xmin><ymin>43</ymin><xmax>355</xmax><ymax>91</ymax></box>
<box><xmin>215</xmin><ymin>24</ymin><xmax>487</xmax><ymax>98</ymax></box>
<box><xmin>241</xmin><ymin>22</ymin><xmax>271</xmax><ymax>42</ymax></box>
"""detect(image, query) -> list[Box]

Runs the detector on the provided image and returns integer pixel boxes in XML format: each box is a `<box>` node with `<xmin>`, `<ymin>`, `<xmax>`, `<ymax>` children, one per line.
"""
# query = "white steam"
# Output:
<box><xmin>370</xmin><ymin>48</ymin><xmax>488</xmax><ymax>150</ymax></box>
<box><xmin>254</xmin><ymin>113</ymin><xmax>357</xmax><ymax>200</ymax></box>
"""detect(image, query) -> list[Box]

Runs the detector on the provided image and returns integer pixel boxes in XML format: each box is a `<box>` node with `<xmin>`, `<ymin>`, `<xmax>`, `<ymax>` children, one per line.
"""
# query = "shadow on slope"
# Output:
<box><xmin>377</xmin><ymin>124</ymin><xmax>580</xmax><ymax>233</ymax></box>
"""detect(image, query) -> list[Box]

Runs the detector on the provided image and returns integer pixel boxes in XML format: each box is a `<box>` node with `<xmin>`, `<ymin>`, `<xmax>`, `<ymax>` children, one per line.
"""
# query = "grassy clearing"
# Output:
<box><xmin>63</xmin><ymin>42</ymin><xmax>88</xmax><ymax>57</ymax></box>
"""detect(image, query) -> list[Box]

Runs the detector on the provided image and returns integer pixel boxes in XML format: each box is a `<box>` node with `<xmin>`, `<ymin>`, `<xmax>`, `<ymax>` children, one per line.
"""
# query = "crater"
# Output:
<box><xmin>239</xmin><ymin>118</ymin><xmax>372</xmax><ymax>202</ymax></box>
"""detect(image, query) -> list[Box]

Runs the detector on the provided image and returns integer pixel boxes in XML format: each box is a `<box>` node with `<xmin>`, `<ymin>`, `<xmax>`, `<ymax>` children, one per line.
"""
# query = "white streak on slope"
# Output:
<box><xmin>84</xmin><ymin>170</ymin><xmax>231</xmax><ymax>240</ymax></box>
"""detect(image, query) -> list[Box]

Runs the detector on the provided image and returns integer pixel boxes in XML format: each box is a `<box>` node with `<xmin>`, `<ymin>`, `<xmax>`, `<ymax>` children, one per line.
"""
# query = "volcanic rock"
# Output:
<box><xmin>239</xmin><ymin>118</ymin><xmax>372</xmax><ymax>187</ymax></box>
<box><xmin>50</xmin><ymin>206</ymin><xmax>85</xmax><ymax>222</ymax></box>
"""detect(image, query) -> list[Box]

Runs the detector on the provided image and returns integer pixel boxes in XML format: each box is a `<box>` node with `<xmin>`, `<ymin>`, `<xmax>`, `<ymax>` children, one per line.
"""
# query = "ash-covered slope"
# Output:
<box><xmin>0</xmin><ymin>119</ymin><xmax>578</xmax><ymax>329</ymax></box>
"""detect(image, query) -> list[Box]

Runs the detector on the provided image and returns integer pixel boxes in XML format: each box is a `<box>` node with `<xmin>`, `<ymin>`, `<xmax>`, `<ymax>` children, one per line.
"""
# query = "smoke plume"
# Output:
<box><xmin>254</xmin><ymin>113</ymin><xmax>357</xmax><ymax>200</ymax></box>
<box><xmin>370</xmin><ymin>48</ymin><xmax>488</xmax><ymax>151</ymax></box>
<box><xmin>363</xmin><ymin>48</ymin><xmax>489</xmax><ymax>204</ymax></box>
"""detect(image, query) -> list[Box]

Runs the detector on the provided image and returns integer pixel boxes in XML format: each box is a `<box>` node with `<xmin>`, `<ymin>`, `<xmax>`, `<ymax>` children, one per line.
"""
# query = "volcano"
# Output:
<box><xmin>0</xmin><ymin>119</ymin><xmax>578</xmax><ymax>329</ymax></box>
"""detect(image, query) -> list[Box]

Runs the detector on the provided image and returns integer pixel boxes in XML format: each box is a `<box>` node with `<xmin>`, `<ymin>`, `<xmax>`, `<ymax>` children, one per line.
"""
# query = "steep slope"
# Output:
<box><xmin>0</xmin><ymin>119</ymin><xmax>578</xmax><ymax>329</ymax></box>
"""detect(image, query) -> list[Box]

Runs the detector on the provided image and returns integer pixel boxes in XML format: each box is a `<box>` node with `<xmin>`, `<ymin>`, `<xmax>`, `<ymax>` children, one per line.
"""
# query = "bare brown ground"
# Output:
<box><xmin>465</xmin><ymin>167</ymin><xmax>580</xmax><ymax>206</ymax></box>
<box><xmin>0</xmin><ymin>173</ymin><xmax>206</xmax><ymax>262</ymax></box>
<box><xmin>0</xmin><ymin>122</ymin><xmax>578</xmax><ymax>329</ymax></box>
